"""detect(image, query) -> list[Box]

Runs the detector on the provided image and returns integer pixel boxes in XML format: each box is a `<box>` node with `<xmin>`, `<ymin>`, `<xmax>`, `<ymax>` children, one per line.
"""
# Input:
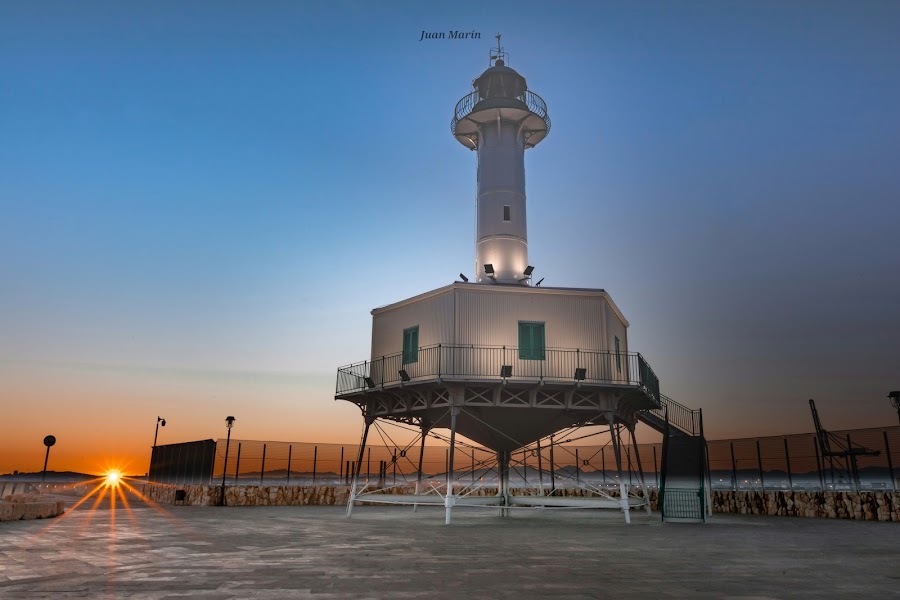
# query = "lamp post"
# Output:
<box><xmin>148</xmin><ymin>417</ymin><xmax>166</xmax><ymax>482</ymax></box>
<box><xmin>153</xmin><ymin>416</ymin><xmax>166</xmax><ymax>447</ymax></box>
<box><xmin>41</xmin><ymin>435</ymin><xmax>56</xmax><ymax>483</ymax></box>
<box><xmin>889</xmin><ymin>391</ymin><xmax>900</xmax><ymax>426</ymax></box>
<box><xmin>220</xmin><ymin>416</ymin><xmax>235</xmax><ymax>506</ymax></box>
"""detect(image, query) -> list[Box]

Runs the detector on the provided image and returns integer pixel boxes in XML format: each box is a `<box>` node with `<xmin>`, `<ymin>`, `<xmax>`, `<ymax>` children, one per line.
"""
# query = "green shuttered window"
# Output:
<box><xmin>518</xmin><ymin>322</ymin><xmax>546</xmax><ymax>360</ymax></box>
<box><xmin>402</xmin><ymin>326</ymin><xmax>419</xmax><ymax>364</ymax></box>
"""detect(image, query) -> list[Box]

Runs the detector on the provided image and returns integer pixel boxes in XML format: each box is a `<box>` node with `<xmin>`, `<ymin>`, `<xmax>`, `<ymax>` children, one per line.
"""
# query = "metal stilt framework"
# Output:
<box><xmin>343</xmin><ymin>406</ymin><xmax>656</xmax><ymax>524</ymax></box>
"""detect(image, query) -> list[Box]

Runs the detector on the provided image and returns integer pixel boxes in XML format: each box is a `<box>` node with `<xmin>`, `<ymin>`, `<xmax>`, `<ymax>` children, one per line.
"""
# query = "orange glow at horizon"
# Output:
<box><xmin>0</xmin><ymin>361</ymin><xmax>365</xmax><ymax>474</ymax></box>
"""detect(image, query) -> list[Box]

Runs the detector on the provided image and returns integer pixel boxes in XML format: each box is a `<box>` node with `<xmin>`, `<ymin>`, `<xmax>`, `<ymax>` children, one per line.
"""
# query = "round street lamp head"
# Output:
<box><xmin>889</xmin><ymin>391</ymin><xmax>900</xmax><ymax>410</ymax></box>
<box><xmin>43</xmin><ymin>435</ymin><xmax>56</xmax><ymax>447</ymax></box>
<box><xmin>225</xmin><ymin>416</ymin><xmax>236</xmax><ymax>429</ymax></box>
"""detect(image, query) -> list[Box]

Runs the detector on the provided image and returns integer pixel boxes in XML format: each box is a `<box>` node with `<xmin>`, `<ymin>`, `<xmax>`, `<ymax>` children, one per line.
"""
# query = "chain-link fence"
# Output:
<box><xmin>203</xmin><ymin>435</ymin><xmax>666</xmax><ymax>491</ymax></box>
<box><xmin>153</xmin><ymin>425</ymin><xmax>900</xmax><ymax>492</ymax></box>
<box><xmin>708</xmin><ymin>426</ymin><xmax>900</xmax><ymax>491</ymax></box>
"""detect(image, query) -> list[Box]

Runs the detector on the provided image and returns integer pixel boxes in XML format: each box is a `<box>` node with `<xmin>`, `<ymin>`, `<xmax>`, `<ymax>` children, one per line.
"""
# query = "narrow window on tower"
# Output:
<box><xmin>402</xmin><ymin>326</ymin><xmax>419</xmax><ymax>364</ymax></box>
<box><xmin>615</xmin><ymin>336</ymin><xmax>621</xmax><ymax>373</ymax></box>
<box><xmin>503</xmin><ymin>205</ymin><xmax>511</xmax><ymax>221</ymax></box>
<box><xmin>518</xmin><ymin>321</ymin><xmax>546</xmax><ymax>360</ymax></box>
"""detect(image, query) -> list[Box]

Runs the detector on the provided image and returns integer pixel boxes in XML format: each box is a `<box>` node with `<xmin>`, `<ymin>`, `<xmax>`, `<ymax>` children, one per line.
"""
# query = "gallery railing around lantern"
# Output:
<box><xmin>335</xmin><ymin>344</ymin><xmax>659</xmax><ymax>404</ymax></box>
<box><xmin>450</xmin><ymin>89</ymin><xmax>552</xmax><ymax>137</ymax></box>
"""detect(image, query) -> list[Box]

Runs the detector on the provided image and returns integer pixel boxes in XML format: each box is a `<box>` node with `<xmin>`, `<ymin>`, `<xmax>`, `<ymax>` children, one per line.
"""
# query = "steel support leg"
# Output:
<box><xmin>445</xmin><ymin>409</ymin><xmax>459</xmax><ymax>525</ymax></box>
<box><xmin>629</xmin><ymin>425</ymin><xmax>652</xmax><ymax>514</ymax></box>
<box><xmin>346</xmin><ymin>418</ymin><xmax>372</xmax><ymax>518</ymax></box>
<box><xmin>413</xmin><ymin>424</ymin><xmax>429</xmax><ymax>512</ymax></box>
<box><xmin>497</xmin><ymin>450</ymin><xmax>510</xmax><ymax>517</ymax></box>
<box><xmin>609</xmin><ymin>421</ymin><xmax>631</xmax><ymax>524</ymax></box>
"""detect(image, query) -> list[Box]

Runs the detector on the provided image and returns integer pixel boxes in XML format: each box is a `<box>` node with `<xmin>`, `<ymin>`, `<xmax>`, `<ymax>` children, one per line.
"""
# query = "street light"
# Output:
<box><xmin>153</xmin><ymin>416</ymin><xmax>166</xmax><ymax>447</ymax></box>
<box><xmin>889</xmin><ymin>391</ymin><xmax>900</xmax><ymax>426</ymax></box>
<box><xmin>41</xmin><ymin>435</ymin><xmax>56</xmax><ymax>483</ymax></box>
<box><xmin>220</xmin><ymin>416</ymin><xmax>236</xmax><ymax>506</ymax></box>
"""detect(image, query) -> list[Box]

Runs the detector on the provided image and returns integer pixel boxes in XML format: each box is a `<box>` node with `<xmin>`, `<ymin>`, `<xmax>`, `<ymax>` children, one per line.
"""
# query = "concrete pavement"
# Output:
<box><xmin>1</xmin><ymin>500</ymin><xmax>897</xmax><ymax>599</ymax></box>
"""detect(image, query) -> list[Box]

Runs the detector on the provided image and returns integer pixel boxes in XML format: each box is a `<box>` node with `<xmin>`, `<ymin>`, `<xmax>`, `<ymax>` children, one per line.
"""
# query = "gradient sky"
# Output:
<box><xmin>2</xmin><ymin>1</ymin><xmax>898</xmax><ymax>474</ymax></box>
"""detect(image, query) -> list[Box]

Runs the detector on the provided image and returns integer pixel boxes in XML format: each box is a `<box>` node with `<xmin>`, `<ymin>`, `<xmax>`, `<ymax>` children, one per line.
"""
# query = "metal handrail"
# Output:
<box><xmin>648</xmin><ymin>395</ymin><xmax>701</xmax><ymax>436</ymax></box>
<box><xmin>450</xmin><ymin>89</ymin><xmax>551</xmax><ymax>137</ymax></box>
<box><xmin>335</xmin><ymin>344</ymin><xmax>659</xmax><ymax>404</ymax></box>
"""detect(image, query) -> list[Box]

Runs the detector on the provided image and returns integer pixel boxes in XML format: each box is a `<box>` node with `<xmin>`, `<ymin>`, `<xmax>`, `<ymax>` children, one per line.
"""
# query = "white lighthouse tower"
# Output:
<box><xmin>451</xmin><ymin>39</ymin><xmax>550</xmax><ymax>284</ymax></box>
<box><xmin>333</xmin><ymin>41</ymin><xmax>707</xmax><ymax>525</ymax></box>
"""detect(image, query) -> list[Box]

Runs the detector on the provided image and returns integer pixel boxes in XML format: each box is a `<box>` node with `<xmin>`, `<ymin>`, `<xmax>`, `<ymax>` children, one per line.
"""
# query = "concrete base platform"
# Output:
<box><xmin>0</xmin><ymin>504</ymin><xmax>897</xmax><ymax>598</ymax></box>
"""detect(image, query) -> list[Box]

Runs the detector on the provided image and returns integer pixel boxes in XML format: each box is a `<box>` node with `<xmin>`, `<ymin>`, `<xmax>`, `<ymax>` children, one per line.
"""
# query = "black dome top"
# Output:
<box><xmin>473</xmin><ymin>63</ymin><xmax>528</xmax><ymax>102</ymax></box>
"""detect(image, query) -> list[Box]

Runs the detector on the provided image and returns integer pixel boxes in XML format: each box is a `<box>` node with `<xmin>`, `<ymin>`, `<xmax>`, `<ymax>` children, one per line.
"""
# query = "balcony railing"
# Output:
<box><xmin>451</xmin><ymin>89</ymin><xmax>551</xmax><ymax>137</ymax></box>
<box><xmin>336</xmin><ymin>344</ymin><xmax>659</xmax><ymax>404</ymax></box>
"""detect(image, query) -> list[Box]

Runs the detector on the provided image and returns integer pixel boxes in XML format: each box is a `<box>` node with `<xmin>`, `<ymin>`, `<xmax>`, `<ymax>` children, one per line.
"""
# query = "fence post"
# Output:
<box><xmin>367</xmin><ymin>447</ymin><xmax>371</xmax><ymax>484</ymax></box>
<box><xmin>847</xmin><ymin>434</ymin><xmax>859</xmax><ymax>492</ymax></box>
<box><xmin>626</xmin><ymin>446</ymin><xmax>632</xmax><ymax>487</ymax></box>
<box><xmin>520</xmin><ymin>449</ymin><xmax>526</xmax><ymax>484</ymax></box>
<box><xmin>537</xmin><ymin>439</ymin><xmax>544</xmax><ymax>491</ymax></box>
<box><xmin>783</xmin><ymin>438</ymin><xmax>793</xmax><ymax>491</ymax></box>
<box><xmin>286</xmin><ymin>445</ymin><xmax>292</xmax><ymax>485</ymax></box>
<box><xmin>340</xmin><ymin>447</ymin><xmax>344</xmax><ymax>483</ymax></box>
<box><xmin>260</xmin><ymin>443</ymin><xmax>267</xmax><ymax>485</ymax></box>
<box><xmin>884</xmin><ymin>431</ymin><xmax>896</xmax><ymax>492</ymax></box>
<box><xmin>653</xmin><ymin>446</ymin><xmax>659</xmax><ymax>487</ymax></box>
<box><xmin>756</xmin><ymin>440</ymin><xmax>765</xmax><ymax>491</ymax></box>
<box><xmin>549</xmin><ymin>435</ymin><xmax>556</xmax><ymax>493</ymax></box>
<box><xmin>393</xmin><ymin>449</ymin><xmax>398</xmax><ymax>485</ymax></box>
<box><xmin>234</xmin><ymin>443</ymin><xmax>242</xmax><ymax>485</ymax></box>
<box><xmin>730</xmin><ymin>442</ymin><xmax>737</xmax><ymax>491</ymax></box>
<box><xmin>575</xmin><ymin>449</ymin><xmax>580</xmax><ymax>485</ymax></box>
<box><xmin>813</xmin><ymin>438</ymin><xmax>824</xmax><ymax>490</ymax></box>
<box><xmin>473</xmin><ymin>450</ymin><xmax>476</xmax><ymax>483</ymax></box>
<box><xmin>312</xmin><ymin>446</ymin><xmax>317</xmax><ymax>484</ymax></box>
<box><xmin>601</xmin><ymin>446</ymin><xmax>606</xmax><ymax>485</ymax></box>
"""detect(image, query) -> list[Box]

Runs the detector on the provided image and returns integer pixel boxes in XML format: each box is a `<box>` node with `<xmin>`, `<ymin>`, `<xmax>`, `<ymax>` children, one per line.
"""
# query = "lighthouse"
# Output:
<box><xmin>451</xmin><ymin>39</ymin><xmax>550</xmax><ymax>284</ymax></box>
<box><xmin>333</xmin><ymin>41</ymin><xmax>688</xmax><ymax>525</ymax></box>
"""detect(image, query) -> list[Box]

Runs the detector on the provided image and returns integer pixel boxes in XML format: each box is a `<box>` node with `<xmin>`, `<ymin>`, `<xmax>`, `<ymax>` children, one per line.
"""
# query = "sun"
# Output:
<box><xmin>105</xmin><ymin>470</ymin><xmax>122</xmax><ymax>487</ymax></box>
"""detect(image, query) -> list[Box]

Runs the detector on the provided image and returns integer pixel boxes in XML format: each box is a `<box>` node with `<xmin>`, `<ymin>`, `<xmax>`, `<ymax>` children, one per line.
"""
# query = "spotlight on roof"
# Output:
<box><xmin>523</xmin><ymin>265</ymin><xmax>534</xmax><ymax>276</ymax></box>
<box><xmin>484</xmin><ymin>263</ymin><xmax>494</xmax><ymax>275</ymax></box>
<box><xmin>364</xmin><ymin>377</ymin><xmax>376</xmax><ymax>389</ymax></box>
<box><xmin>500</xmin><ymin>365</ymin><xmax>512</xmax><ymax>378</ymax></box>
<box><xmin>459</xmin><ymin>273</ymin><xmax>469</xmax><ymax>282</ymax></box>
<box><xmin>399</xmin><ymin>369</ymin><xmax>411</xmax><ymax>382</ymax></box>
<box><xmin>535</xmin><ymin>278</ymin><xmax>544</xmax><ymax>287</ymax></box>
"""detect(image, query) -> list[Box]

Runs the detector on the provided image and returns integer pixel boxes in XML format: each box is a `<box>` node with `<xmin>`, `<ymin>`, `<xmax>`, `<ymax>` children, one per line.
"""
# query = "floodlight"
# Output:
<box><xmin>574</xmin><ymin>368</ymin><xmax>586</xmax><ymax>381</ymax></box>
<box><xmin>484</xmin><ymin>263</ymin><xmax>495</xmax><ymax>275</ymax></box>
<box><xmin>364</xmin><ymin>377</ymin><xmax>376</xmax><ymax>389</ymax></box>
<box><xmin>524</xmin><ymin>265</ymin><xmax>534</xmax><ymax>276</ymax></box>
<box><xmin>460</xmin><ymin>273</ymin><xmax>469</xmax><ymax>282</ymax></box>
<box><xmin>500</xmin><ymin>365</ymin><xmax>512</xmax><ymax>378</ymax></box>
<box><xmin>535</xmin><ymin>278</ymin><xmax>544</xmax><ymax>287</ymax></box>
<box><xmin>399</xmin><ymin>369</ymin><xmax>411</xmax><ymax>382</ymax></box>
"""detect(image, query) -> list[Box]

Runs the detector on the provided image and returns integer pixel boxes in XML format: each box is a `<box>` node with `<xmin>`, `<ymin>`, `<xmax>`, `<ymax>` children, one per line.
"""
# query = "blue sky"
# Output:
<box><xmin>1</xmin><ymin>1</ymin><xmax>898</xmax><ymax>470</ymax></box>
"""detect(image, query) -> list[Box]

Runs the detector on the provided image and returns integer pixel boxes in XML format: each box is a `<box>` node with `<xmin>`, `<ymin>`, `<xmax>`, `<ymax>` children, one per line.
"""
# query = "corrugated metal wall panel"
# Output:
<box><xmin>456</xmin><ymin>286</ymin><xmax>625</xmax><ymax>352</ymax></box>
<box><xmin>370</xmin><ymin>290</ymin><xmax>455</xmax><ymax>359</ymax></box>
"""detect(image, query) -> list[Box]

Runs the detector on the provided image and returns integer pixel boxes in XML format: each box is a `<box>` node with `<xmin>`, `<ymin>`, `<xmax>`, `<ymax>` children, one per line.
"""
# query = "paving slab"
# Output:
<box><xmin>0</xmin><ymin>500</ymin><xmax>897</xmax><ymax>599</ymax></box>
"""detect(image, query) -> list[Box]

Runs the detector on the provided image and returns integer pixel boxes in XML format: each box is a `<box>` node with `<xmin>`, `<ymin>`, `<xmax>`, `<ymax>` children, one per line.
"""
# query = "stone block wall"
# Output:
<box><xmin>0</xmin><ymin>493</ymin><xmax>66</xmax><ymax>521</ymax></box>
<box><xmin>712</xmin><ymin>490</ymin><xmax>899</xmax><ymax>522</ymax></box>
<box><xmin>139</xmin><ymin>483</ymin><xmax>659</xmax><ymax>509</ymax></box>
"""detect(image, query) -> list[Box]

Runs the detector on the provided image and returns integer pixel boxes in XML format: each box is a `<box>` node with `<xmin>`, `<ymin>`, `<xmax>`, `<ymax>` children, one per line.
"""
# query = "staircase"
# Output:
<box><xmin>639</xmin><ymin>394</ymin><xmax>701</xmax><ymax>436</ymax></box>
<box><xmin>639</xmin><ymin>395</ymin><xmax>708</xmax><ymax>523</ymax></box>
